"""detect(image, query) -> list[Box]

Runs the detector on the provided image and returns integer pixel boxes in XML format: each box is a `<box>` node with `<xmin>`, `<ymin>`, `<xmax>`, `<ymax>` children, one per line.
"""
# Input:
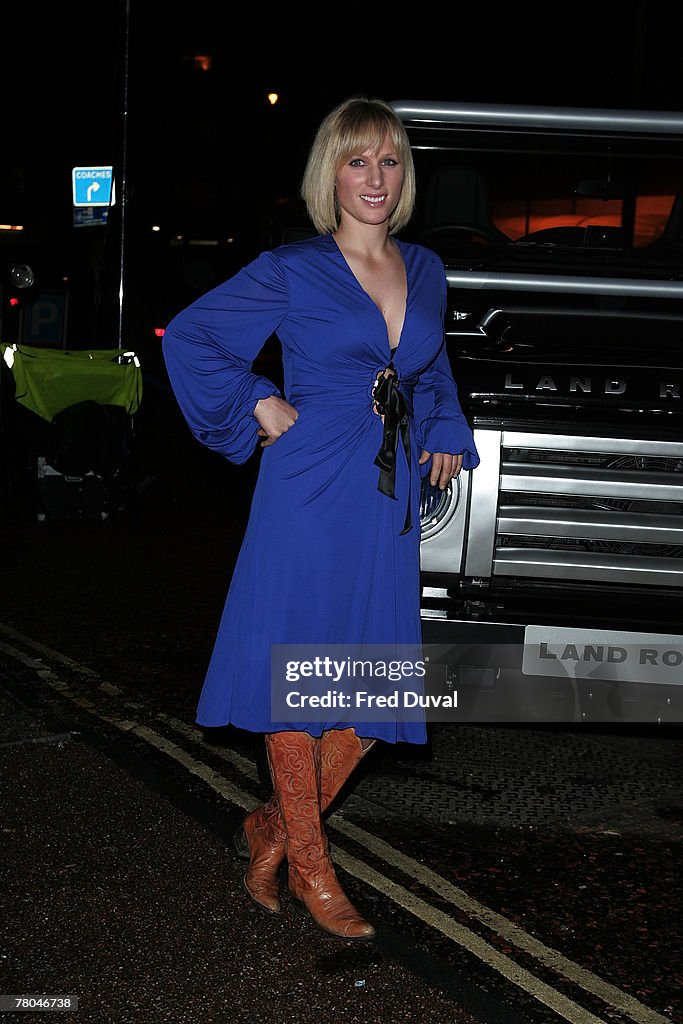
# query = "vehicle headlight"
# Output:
<box><xmin>419</xmin><ymin>474</ymin><xmax>462</xmax><ymax>540</ymax></box>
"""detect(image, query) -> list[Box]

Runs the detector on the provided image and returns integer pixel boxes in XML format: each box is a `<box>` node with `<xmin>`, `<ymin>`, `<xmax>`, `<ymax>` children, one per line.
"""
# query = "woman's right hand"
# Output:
<box><xmin>254</xmin><ymin>395</ymin><xmax>299</xmax><ymax>447</ymax></box>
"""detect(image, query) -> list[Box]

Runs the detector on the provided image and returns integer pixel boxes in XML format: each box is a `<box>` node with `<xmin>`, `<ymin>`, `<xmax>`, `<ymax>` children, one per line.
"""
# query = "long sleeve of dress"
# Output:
<box><xmin>412</xmin><ymin>274</ymin><xmax>480</xmax><ymax>469</ymax></box>
<box><xmin>162</xmin><ymin>250</ymin><xmax>289</xmax><ymax>464</ymax></box>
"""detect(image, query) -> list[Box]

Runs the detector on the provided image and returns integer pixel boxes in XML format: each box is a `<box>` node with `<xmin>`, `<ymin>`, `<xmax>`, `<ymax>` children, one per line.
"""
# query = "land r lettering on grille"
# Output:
<box><xmin>503</xmin><ymin>372</ymin><xmax>681</xmax><ymax>397</ymax></box>
<box><xmin>523</xmin><ymin>627</ymin><xmax>683</xmax><ymax>685</ymax></box>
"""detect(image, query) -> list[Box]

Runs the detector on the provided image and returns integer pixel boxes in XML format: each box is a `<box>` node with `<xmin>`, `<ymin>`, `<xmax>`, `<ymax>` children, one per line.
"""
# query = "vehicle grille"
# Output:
<box><xmin>492</xmin><ymin>432</ymin><xmax>683</xmax><ymax>587</ymax></box>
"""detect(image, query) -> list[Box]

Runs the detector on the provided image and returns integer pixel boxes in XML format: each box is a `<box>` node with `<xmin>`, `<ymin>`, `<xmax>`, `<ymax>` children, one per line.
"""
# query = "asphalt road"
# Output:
<box><xmin>1</xmin><ymin>394</ymin><xmax>681</xmax><ymax>1024</ymax></box>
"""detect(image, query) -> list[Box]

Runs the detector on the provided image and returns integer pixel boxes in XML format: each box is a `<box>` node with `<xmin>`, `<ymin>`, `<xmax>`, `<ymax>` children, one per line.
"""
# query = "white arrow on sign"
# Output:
<box><xmin>86</xmin><ymin>182</ymin><xmax>101</xmax><ymax>202</ymax></box>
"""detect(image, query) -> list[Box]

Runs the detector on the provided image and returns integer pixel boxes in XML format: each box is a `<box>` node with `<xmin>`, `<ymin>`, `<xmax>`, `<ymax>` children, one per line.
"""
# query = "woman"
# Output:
<box><xmin>162</xmin><ymin>96</ymin><xmax>479</xmax><ymax>941</ymax></box>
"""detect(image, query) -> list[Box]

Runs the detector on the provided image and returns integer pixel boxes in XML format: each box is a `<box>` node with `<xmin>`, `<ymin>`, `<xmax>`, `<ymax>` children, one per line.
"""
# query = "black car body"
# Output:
<box><xmin>391</xmin><ymin>100</ymin><xmax>683</xmax><ymax>724</ymax></box>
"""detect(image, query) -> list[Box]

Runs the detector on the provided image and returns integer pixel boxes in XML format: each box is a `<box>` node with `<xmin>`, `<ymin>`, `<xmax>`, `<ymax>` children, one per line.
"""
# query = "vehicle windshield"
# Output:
<box><xmin>401</xmin><ymin>128</ymin><xmax>683</xmax><ymax>272</ymax></box>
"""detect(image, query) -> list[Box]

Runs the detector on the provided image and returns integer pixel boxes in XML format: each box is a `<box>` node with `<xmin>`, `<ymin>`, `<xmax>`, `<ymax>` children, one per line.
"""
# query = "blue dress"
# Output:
<box><xmin>162</xmin><ymin>233</ymin><xmax>479</xmax><ymax>743</ymax></box>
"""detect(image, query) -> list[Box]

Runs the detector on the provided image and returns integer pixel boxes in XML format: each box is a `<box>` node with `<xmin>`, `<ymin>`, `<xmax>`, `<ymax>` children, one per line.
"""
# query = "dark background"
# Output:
<box><xmin>2</xmin><ymin>0</ymin><xmax>683</xmax><ymax>349</ymax></box>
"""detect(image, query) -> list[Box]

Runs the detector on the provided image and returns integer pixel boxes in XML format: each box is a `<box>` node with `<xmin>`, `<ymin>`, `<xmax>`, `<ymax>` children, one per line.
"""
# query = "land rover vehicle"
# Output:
<box><xmin>391</xmin><ymin>101</ymin><xmax>683</xmax><ymax>723</ymax></box>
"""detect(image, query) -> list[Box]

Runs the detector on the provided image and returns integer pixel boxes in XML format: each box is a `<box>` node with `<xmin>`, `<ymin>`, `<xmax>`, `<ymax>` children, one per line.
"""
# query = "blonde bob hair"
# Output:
<box><xmin>301</xmin><ymin>96</ymin><xmax>416</xmax><ymax>235</ymax></box>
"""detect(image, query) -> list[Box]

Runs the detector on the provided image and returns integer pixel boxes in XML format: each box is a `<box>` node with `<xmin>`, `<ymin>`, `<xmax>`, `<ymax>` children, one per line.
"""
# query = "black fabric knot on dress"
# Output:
<box><xmin>372</xmin><ymin>363</ymin><xmax>412</xmax><ymax>535</ymax></box>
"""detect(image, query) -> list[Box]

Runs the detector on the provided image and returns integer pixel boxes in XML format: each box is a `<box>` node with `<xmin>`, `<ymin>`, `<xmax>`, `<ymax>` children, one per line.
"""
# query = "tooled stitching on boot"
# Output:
<box><xmin>244</xmin><ymin>730</ymin><xmax>373</xmax><ymax>918</ymax></box>
<box><xmin>265</xmin><ymin>731</ymin><xmax>375</xmax><ymax>939</ymax></box>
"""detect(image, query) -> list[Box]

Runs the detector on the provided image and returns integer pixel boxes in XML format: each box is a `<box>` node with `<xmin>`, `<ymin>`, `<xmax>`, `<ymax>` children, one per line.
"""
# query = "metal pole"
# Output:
<box><xmin>117</xmin><ymin>0</ymin><xmax>131</xmax><ymax>349</ymax></box>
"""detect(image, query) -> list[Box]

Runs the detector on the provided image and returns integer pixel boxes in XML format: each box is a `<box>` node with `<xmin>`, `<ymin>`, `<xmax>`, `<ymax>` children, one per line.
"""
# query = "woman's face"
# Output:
<box><xmin>334</xmin><ymin>133</ymin><xmax>405</xmax><ymax>229</ymax></box>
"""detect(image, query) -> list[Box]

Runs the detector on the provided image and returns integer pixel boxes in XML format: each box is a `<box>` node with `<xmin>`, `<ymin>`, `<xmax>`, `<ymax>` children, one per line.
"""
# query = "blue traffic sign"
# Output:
<box><xmin>72</xmin><ymin>166</ymin><xmax>115</xmax><ymax>207</ymax></box>
<box><xmin>73</xmin><ymin>207</ymin><xmax>110</xmax><ymax>228</ymax></box>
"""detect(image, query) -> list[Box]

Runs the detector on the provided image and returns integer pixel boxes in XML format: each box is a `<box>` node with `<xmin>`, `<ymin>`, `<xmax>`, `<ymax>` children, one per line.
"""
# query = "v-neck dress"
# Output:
<box><xmin>162</xmin><ymin>233</ymin><xmax>479</xmax><ymax>743</ymax></box>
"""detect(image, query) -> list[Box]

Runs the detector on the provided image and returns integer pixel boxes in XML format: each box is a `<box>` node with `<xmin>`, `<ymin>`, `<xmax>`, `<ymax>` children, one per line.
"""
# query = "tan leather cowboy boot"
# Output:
<box><xmin>264</xmin><ymin>730</ymin><xmax>375</xmax><ymax>940</ymax></box>
<box><xmin>232</xmin><ymin>798</ymin><xmax>285</xmax><ymax>914</ymax></box>
<box><xmin>234</xmin><ymin>728</ymin><xmax>373</xmax><ymax>914</ymax></box>
<box><xmin>320</xmin><ymin>728</ymin><xmax>376</xmax><ymax>814</ymax></box>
